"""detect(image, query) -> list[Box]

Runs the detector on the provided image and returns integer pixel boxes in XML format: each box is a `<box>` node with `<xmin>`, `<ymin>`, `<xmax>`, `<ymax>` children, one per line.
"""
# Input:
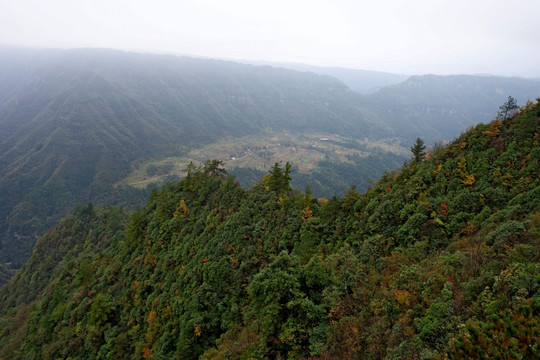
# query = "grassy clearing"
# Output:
<box><xmin>116</xmin><ymin>131</ymin><xmax>408</xmax><ymax>188</ymax></box>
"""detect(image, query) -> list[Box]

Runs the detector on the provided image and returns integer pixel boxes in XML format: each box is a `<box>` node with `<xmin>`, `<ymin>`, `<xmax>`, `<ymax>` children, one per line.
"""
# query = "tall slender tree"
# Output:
<box><xmin>497</xmin><ymin>96</ymin><xmax>518</xmax><ymax>120</ymax></box>
<box><xmin>266</xmin><ymin>162</ymin><xmax>293</xmax><ymax>193</ymax></box>
<box><xmin>411</xmin><ymin>138</ymin><xmax>426</xmax><ymax>162</ymax></box>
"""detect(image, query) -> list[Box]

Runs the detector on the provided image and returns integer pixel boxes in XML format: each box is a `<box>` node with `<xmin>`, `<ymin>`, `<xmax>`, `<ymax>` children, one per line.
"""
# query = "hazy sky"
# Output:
<box><xmin>1</xmin><ymin>0</ymin><xmax>539</xmax><ymax>77</ymax></box>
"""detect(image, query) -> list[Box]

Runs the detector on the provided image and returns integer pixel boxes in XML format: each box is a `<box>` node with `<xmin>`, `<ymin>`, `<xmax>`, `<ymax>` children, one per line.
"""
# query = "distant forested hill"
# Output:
<box><xmin>0</xmin><ymin>46</ymin><xmax>384</xmax><ymax>270</ymax></box>
<box><xmin>0</xmin><ymin>45</ymin><xmax>539</xmax><ymax>277</ymax></box>
<box><xmin>361</xmin><ymin>74</ymin><xmax>540</xmax><ymax>143</ymax></box>
<box><xmin>242</xmin><ymin>60</ymin><xmax>409</xmax><ymax>93</ymax></box>
<box><xmin>0</xmin><ymin>100</ymin><xmax>538</xmax><ymax>359</ymax></box>
<box><xmin>254</xmin><ymin>61</ymin><xmax>540</xmax><ymax>143</ymax></box>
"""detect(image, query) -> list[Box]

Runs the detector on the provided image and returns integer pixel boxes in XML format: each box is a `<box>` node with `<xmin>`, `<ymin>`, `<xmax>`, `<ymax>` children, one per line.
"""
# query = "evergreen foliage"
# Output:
<box><xmin>262</xmin><ymin>162</ymin><xmax>293</xmax><ymax>193</ymax></box>
<box><xmin>0</xmin><ymin>48</ymin><xmax>393</xmax><ymax>271</ymax></box>
<box><xmin>0</xmin><ymin>100</ymin><xmax>539</xmax><ymax>359</ymax></box>
<box><xmin>410</xmin><ymin>137</ymin><xmax>426</xmax><ymax>162</ymax></box>
<box><xmin>2</xmin><ymin>48</ymin><xmax>540</xmax><ymax>275</ymax></box>
<box><xmin>497</xmin><ymin>95</ymin><xmax>519</xmax><ymax>120</ymax></box>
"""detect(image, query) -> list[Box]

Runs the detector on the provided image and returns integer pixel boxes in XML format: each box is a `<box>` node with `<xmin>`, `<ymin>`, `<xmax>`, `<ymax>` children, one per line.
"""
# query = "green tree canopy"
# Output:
<box><xmin>265</xmin><ymin>162</ymin><xmax>293</xmax><ymax>193</ymax></box>
<box><xmin>497</xmin><ymin>95</ymin><xmax>518</xmax><ymax>120</ymax></box>
<box><xmin>411</xmin><ymin>137</ymin><xmax>426</xmax><ymax>162</ymax></box>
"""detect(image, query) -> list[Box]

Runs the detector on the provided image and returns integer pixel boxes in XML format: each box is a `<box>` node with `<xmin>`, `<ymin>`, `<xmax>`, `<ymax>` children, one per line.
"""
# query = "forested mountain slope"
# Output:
<box><xmin>0</xmin><ymin>265</ymin><xmax>14</xmax><ymax>286</ymax></box>
<box><xmin>0</xmin><ymin>204</ymin><xmax>127</xmax><ymax>313</ymax></box>
<box><xmin>0</xmin><ymin>46</ymin><xmax>381</xmax><ymax>270</ymax></box>
<box><xmin>1</xmin><ymin>45</ymin><xmax>539</xmax><ymax>281</ymax></box>
<box><xmin>1</xmin><ymin>99</ymin><xmax>538</xmax><ymax>359</ymax></box>
<box><xmin>362</xmin><ymin>74</ymin><xmax>540</xmax><ymax>143</ymax></box>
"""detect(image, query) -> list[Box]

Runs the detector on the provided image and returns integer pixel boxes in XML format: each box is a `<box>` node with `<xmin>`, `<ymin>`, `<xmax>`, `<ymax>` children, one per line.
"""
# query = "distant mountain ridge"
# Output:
<box><xmin>0</xmin><ymin>47</ymin><xmax>390</xmax><ymax>270</ymax></box>
<box><xmin>248</xmin><ymin>60</ymin><xmax>540</xmax><ymax>143</ymax></box>
<box><xmin>361</xmin><ymin>74</ymin><xmax>540</xmax><ymax>142</ymax></box>
<box><xmin>240</xmin><ymin>60</ymin><xmax>409</xmax><ymax>93</ymax></box>
<box><xmin>0</xmin><ymin>46</ymin><xmax>539</xmax><ymax>276</ymax></box>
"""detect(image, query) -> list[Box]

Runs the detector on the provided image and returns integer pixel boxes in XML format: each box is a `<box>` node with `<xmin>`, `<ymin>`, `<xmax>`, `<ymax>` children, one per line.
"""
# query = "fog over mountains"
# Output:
<box><xmin>0</xmin><ymin>45</ymin><xmax>539</xmax><ymax>273</ymax></box>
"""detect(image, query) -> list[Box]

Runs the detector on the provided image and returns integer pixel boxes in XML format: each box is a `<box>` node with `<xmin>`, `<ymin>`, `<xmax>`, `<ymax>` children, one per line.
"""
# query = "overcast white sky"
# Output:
<box><xmin>1</xmin><ymin>0</ymin><xmax>539</xmax><ymax>77</ymax></box>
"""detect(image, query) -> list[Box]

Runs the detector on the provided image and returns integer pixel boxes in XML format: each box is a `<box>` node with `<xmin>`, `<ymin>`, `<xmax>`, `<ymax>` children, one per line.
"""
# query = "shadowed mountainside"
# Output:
<box><xmin>0</xmin><ymin>99</ymin><xmax>538</xmax><ymax>359</ymax></box>
<box><xmin>0</xmin><ymin>45</ymin><xmax>539</xmax><ymax>277</ymax></box>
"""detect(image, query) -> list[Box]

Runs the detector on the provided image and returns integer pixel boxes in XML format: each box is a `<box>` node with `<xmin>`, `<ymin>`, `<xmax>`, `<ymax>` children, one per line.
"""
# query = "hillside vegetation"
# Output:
<box><xmin>361</xmin><ymin>74</ymin><xmax>540</xmax><ymax>142</ymax></box>
<box><xmin>0</xmin><ymin>47</ymin><xmax>395</xmax><ymax>271</ymax></box>
<box><xmin>2</xmin><ymin>46</ymin><xmax>540</xmax><ymax>275</ymax></box>
<box><xmin>1</xmin><ymin>99</ymin><xmax>538</xmax><ymax>359</ymax></box>
<box><xmin>117</xmin><ymin>131</ymin><xmax>408</xmax><ymax>198</ymax></box>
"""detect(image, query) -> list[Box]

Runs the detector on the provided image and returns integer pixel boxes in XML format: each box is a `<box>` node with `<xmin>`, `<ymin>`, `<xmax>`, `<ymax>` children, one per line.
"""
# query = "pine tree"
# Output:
<box><xmin>497</xmin><ymin>96</ymin><xmax>518</xmax><ymax>120</ymax></box>
<box><xmin>411</xmin><ymin>138</ymin><xmax>426</xmax><ymax>162</ymax></box>
<box><xmin>266</xmin><ymin>162</ymin><xmax>293</xmax><ymax>193</ymax></box>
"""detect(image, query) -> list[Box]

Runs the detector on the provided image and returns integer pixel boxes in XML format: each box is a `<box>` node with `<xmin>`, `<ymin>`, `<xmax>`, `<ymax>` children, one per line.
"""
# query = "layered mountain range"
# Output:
<box><xmin>0</xmin><ymin>45</ymin><xmax>539</xmax><ymax>273</ymax></box>
<box><xmin>0</xmin><ymin>99</ymin><xmax>538</xmax><ymax>359</ymax></box>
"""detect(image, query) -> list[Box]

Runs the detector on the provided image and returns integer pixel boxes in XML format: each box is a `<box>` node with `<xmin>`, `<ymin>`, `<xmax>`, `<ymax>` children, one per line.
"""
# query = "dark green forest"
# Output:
<box><xmin>1</xmin><ymin>99</ymin><xmax>538</xmax><ymax>359</ymax></box>
<box><xmin>0</xmin><ymin>47</ymin><xmax>393</xmax><ymax>271</ymax></box>
<box><xmin>2</xmin><ymin>47</ymin><xmax>540</xmax><ymax>275</ymax></box>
